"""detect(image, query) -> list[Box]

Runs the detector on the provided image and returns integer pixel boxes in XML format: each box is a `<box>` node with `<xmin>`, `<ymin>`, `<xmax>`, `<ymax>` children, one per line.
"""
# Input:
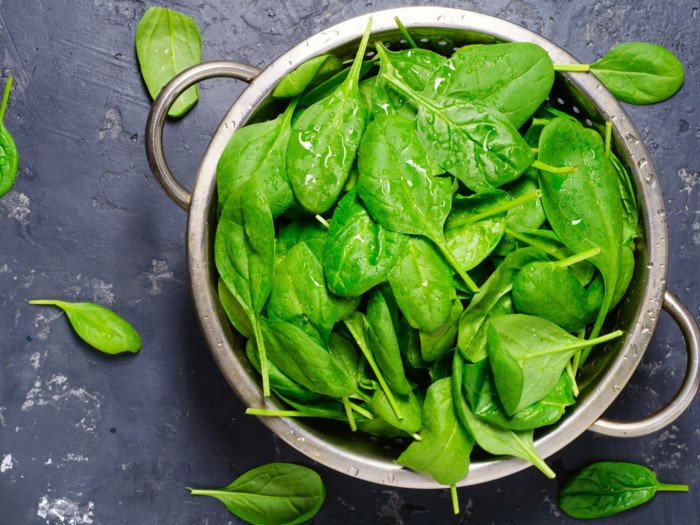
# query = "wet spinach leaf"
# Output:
<box><xmin>273</xmin><ymin>54</ymin><xmax>343</xmax><ymax>98</ymax></box>
<box><xmin>189</xmin><ymin>462</ymin><xmax>325</xmax><ymax>525</ymax></box>
<box><xmin>218</xmin><ymin>278</ymin><xmax>253</xmax><ymax>339</ymax></box>
<box><xmin>0</xmin><ymin>77</ymin><xmax>19</xmax><ymax>198</ymax></box>
<box><xmin>28</xmin><ymin>300</ymin><xmax>141</xmax><ymax>355</ymax></box>
<box><xmin>559</xmin><ymin>462</ymin><xmax>688</xmax><ymax>519</ymax></box>
<box><xmin>370</xmin><ymin>388</ymin><xmax>422</xmax><ymax>434</ymax></box>
<box><xmin>135</xmin><ymin>6</ymin><xmax>202</xmax><ymax>117</ymax></box>
<box><xmin>419</xmin><ymin>300</ymin><xmax>462</xmax><ymax>362</ymax></box>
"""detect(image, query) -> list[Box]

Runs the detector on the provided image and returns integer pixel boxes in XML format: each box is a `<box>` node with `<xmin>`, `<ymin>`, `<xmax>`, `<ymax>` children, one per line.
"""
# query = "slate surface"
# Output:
<box><xmin>0</xmin><ymin>0</ymin><xmax>698</xmax><ymax>523</ymax></box>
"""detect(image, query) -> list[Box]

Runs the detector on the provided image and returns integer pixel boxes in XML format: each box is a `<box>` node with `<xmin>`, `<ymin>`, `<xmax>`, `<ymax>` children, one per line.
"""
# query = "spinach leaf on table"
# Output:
<box><xmin>324</xmin><ymin>190</ymin><xmax>407</xmax><ymax>297</ymax></box>
<box><xmin>537</xmin><ymin>117</ymin><xmax>624</xmax><ymax>343</ymax></box>
<box><xmin>135</xmin><ymin>6</ymin><xmax>202</xmax><ymax>117</ymax></box>
<box><xmin>273</xmin><ymin>54</ymin><xmax>343</xmax><ymax>98</ymax></box>
<box><xmin>189</xmin><ymin>462</ymin><xmax>326</xmax><ymax>525</ymax></box>
<box><xmin>559</xmin><ymin>462</ymin><xmax>688</xmax><ymax>519</ymax></box>
<box><xmin>286</xmin><ymin>20</ymin><xmax>373</xmax><ymax>213</ymax></box>
<box><xmin>0</xmin><ymin>77</ymin><xmax>19</xmax><ymax>198</ymax></box>
<box><xmin>28</xmin><ymin>300</ymin><xmax>141</xmax><ymax>355</ymax></box>
<box><xmin>487</xmin><ymin>314</ymin><xmax>623</xmax><ymax>415</ymax></box>
<box><xmin>388</xmin><ymin>237</ymin><xmax>456</xmax><ymax>333</ymax></box>
<box><xmin>377</xmin><ymin>43</ymin><xmax>535</xmax><ymax>192</ymax></box>
<box><xmin>268</xmin><ymin>242</ymin><xmax>337</xmax><ymax>345</ymax></box>
<box><xmin>216</xmin><ymin>99</ymin><xmax>296</xmax><ymax>217</ymax></box>
<box><xmin>424</xmin><ymin>42</ymin><xmax>554</xmax><ymax>128</ymax></box>
<box><xmin>215</xmin><ymin>178</ymin><xmax>276</xmax><ymax>396</ymax></box>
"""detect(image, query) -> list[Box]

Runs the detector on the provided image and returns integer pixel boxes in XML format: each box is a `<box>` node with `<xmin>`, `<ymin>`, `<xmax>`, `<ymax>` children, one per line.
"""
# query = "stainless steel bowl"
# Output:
<box><xmin>146</xmin><ymin>7</ymin><xmax>699</xmax><ymax>488</ymax></box>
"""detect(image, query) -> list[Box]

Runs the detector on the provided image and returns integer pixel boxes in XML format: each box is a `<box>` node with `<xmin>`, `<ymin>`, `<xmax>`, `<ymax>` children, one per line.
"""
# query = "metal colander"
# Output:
<box><xmin>145</xmin><ymin>7</ymin><xmax>699</xmax><ymax>488</ymax></box>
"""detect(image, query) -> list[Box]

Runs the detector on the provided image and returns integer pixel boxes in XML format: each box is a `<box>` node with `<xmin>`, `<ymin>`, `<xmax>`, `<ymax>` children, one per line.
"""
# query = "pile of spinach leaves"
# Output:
<box><xmin>212</xmin><ymin>17</ymin><xmax>683</xmax><ymax>514</ymax></box>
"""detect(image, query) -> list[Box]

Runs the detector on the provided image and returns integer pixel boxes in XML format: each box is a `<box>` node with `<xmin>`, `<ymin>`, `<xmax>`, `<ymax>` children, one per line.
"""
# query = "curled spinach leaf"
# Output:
<box><xmin>273</xmin><ymin>54</ymin><xmax>343</xmax><ymax>98</ymax></box>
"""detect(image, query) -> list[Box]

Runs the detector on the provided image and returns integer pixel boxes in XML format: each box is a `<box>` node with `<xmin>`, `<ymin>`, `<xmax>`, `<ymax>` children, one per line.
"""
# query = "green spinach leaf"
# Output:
<box><xmin>273</xmin><ymin>54</ymin><xmax>343</xmax><ymax>98</ymax></box>
<box><xmin>218</xmin><ymin>278</ymin><xmax>253</xmax><ymax>339</ymax></box>
<box><xmin>189</xmin><ymin>462</ymin><xmax>325</xmax><ymax>525</ymax></box>
<box><xmin>135</xmin><ymin>6</ymin><xmax>202</xmax><ymax>117</ymax></box>
<box><xmin>0</xmin><ymin>77</ymin><xmax>19</xmax><ymax>198</ymax></box>
<box><xmin>419</xmin><ymin>300</ymin><xmax>462</xmax><ymax>362</ymax></box>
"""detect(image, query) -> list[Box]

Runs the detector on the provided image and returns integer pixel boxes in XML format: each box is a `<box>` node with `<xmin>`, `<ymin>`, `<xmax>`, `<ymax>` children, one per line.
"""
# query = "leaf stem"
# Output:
<box><xmin>394</xmin><ymin>16</ymin><xmax>418</xmax><ymax>49</ymax></box>
<box><xmin>465</xmin><ymin>190</ymin><xmax>541</xmax><ymax>224</ymax></box>
<box><xmin>252</xmin><ymin>321</ymin><xmax>271</xmax><ymax>397</ymax></box>
<box><xmin>531</xmin><ymin>118</ymin><xmax>550</xmax><ymax>126</ymax></box>
<box><xmin>28</xmin><ymin>299</ymin><xmax>68</xmax><ymax>308</ymax></box>
<box><xmin>656</xmin><ymin>483</ymin><xmax>689</xmax><ymax>492</ymax></box>
<box><xmin>604</xmin><ymin>121</ymin><xmax>612</xmax><ymax>159</ymax></box>
<box><xmin>344</xmin><ymin>316</ymin><xmax>403</xmax><ymax>420</ymax></box>
<box><xmin>504</xmin><ymin>228</ymin><xmax>560</xmax><ymax>257</ymax></box>
<box><xmin>411</xmin><ymin>433</ymin><xmax>423</xmax><ymax>442</ymax></box>
<box><xmin>565</xmin><ymin>360</ymin><xmax>580</xmax><ymax>397</ymax></box>
<box><xmin>552</xmin><ymin>63</ymin><xmax>591</xmax><ymax>72</ymax></box>
<box><xmin>434</xmin><ymin>240</ymin><xmax>480</xmax><ymax>293</ymax></box>
<box><xmin>246</xmin><ymin>408</ymin><xmax>324</xmax><ymax>418</ymax></box>
<box><xmin>348</xmin><ymin>402</ymin><xmax>374</xmax><ymax>419</ymax></box>
<box><xmin>315</xmin><ymin>214</ymin><xmax>330</xmax><ymax>229</ymax></box>
<box><xmin>450</xmin><ymin>485</ymin><xmax>459</xmax><ymax>515</ymax></box>
<box><xmin>344</xmin><ymin>17</ymin><xmax>373</xmax><ymax>94</ymax></box>
<box><xmin>531</xmin><ymin>159</ymin><xmax>578</xmax><ymax>174</ymax></box>
<box><xmin>0</xmin><ymin>77</ymin><xmax>12</xmax><ymax>127</ymax></box>
<box><xmin>528</xmin><ymin>330</ymin><xmax>623</xmax><ymax>357</ymax></box>
<box><xmin>553</xmin><ymin>246</ymin><xmax>601</xmax><ymax>268</ymax></box>
<box><xmin>342</xmin><ymin>397</ymin><xmax>358</xmax><ymax>431</ymax></box>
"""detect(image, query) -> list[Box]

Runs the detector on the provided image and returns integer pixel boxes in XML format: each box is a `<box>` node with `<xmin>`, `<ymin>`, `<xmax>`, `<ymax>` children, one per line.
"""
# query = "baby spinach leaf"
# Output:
<box><xmin>28</xmin><ymin>300</ymin><xmax>141</xmax><ymax>355</ymax></box>
<box><xmin>460</xmin><ymin>294</ymin><xmax>513</xmax><ymax>363</ymax></box>
<box><xmin>276</xmin><ymin>220</ymin><xmax>327</xmax><ymax>262</ymax></box>
<box><xmin>463</xmin><ymin>360</ymin><xmax>574</xmax><ymax>430</ymax></box>
<box><xmin>135</xmin><ymin>6</ymin><xmax>202</xmax><ymax>117</ymax></box>
<box><xmin>370</xmin><ymin>388</ymin><xmax>422</xmax><ymax>434</ymax></box>
<box><xmin>457</xmin><ymin>247</ymin><xmax>548</xmax><ymax>361</ymax></box>
<box><xmin>328</xmin><ymin>332</ymin><xmax>361</xmax><ymax>385</ymax></box>
<box><xmin>588</xmin><ymin>43</ymin><xmax>684</xmax><ymax>104</ymax></box>
<box><xmin>218</xmin><ymin>278</ymin><xmax>253</xmax><ymax>339</ymax></box>
<box><xmin>399</xmin><ymin>317</ymin><xmax>430</xmax><ymax>370</ymax></box>
<box><xmin>216</xmin><ymin>99</ymin><xmax>296</xmax><ymax>217</ymax></box>
<box><xmin>452</xmin><ymin>353</ymin><xmax>555</xmax><ymax>478</ymax></box>
<box><xmin>215</xmin><ymin>178</ymin><xmax>275</xmax><ymax>395</ymax></box>
<box><xmin>189</xmin><ymin>462</ymin><xmax>325</xmax><ymax>525</ymax></box>
<box><xmin>268</xmin><ymin>242</ymin><xmax>336</xmax><ymax>345</ymax></box>
<box><xmin>261</xmin><ymin>318</ymin><xmax>356</xmax><ymax>398</ymax></box>
<box><xmin>324</xmin><ymin>190</ymin><xmax>407</xmax><ymax>297</ymax></box>
<box><xmin>286</xmin><ymin>19</ymin><xmax>372</xmax><ymax>213</ymax></box>
<box><xmin>366</xmin><ymin>286</ymin><xmax>412</xmax><ymax>395</ymax></box>
<box><xmin>610</xmin><ymin>154</ymin><xmax>639</xmax><ymax>246</ymax></box>
<box><xmin>0</xmin><ymin>77</ymin><xmax>19</xmax><ymax>198</ymax></box>
<box><xmin>245</xmin><ymin>339</ymin><xmax>318</xmax><ymax>403</ymax></box>
<box><xmin>356</xmin><ymin>415</ymin><xmax>407</xmax><ymax>438</ymax></box>
<box><xmin>424</xmin><ymin>43</ymin><xmax>554</xmax><ymax>128</ymax></box>
<box><xmin>397</xmin><ymin>377</ymin><xmax>474</xmax><ymax>486</ymax></box>
<box><xmin>487</xmin><ymin>314</ymin><xmax>623</xmax><ymax>414</ymax></box>
<box><xmin>388</xmin><ymin>237</ymin><xmax>456</xmax><ymax>333</ymax></box>
<box><xmin>559</xmin><ymin>462</ymin><xmax>689</xmax><ymax>519</ymax></box>
<box><xmin>419</xmin><ymin>300</ymin><xmax>462</xmax><ymax>362</ymax></box>
<box><xmin>377</xmin><ymin>44</ymin><xmax>535</xmax><ymax>192</ymax></box>
<box><xmin>297</xmin><ymin>59</ymin><xmax>377</xmax><ymax>108</ymax></box>
<box><xmin>356</xmin><ymin>113</ymin><xmax>477</xmax><ymax>291</ymax></box>
<box><xmin>373</xmin><ymin>47</ymin><xmax>445</xmax><ymax>118</ymax></box>
<box><xmin>538</xmin><ymin>117</ymin><xmax>624</xmax><ymax>341</ymax></box>
<box><xmin>273</xmin><ymin>54</ymin><xmax>343</xmax><ymax>98</ymax></box>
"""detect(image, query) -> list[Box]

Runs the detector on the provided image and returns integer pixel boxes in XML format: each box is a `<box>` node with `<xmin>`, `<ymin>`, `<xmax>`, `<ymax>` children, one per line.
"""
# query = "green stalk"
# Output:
<box><xmin>315</xmin><ymin>214</ymin><xmax>330</xmax><ymax>229</ymax></box>
<box><xmin>394</xmin><ymin>16</ymin><xmax>418</xmax><ymax>49</ymax></box>
<box><xmin>552</xmin><ymin>63</ymin><xmax>591</xmax><ymax>72</ymax></box>
<box><xmin>465</xmin><ymin>190</ymin><xmax>541</xmax><ymax>224</ymax></box>
<box><xmin>411</xmin><ymin>433</ymin><xmax>423</xmax><ymax>442</ymax></box>
<box><xmin>504</xmin><ymin>228</ymin><xmax>561</xmax><ymax>258</ymax></box>
<box><xmin>342</xmin><ymin>397</ymin><xmax>358</xmax><ymax>431</ymax></box>
<box><xmin>604</xmin><ymin>121</ymin><xmax>612</xmax><ymax>159</ymax></box>
<box><xmin>344</xmin><ymin>318</ymin><xmax>403</xmax><ymax>420</ymax></box>
<box><xmin>450</xmin><ymin>485</ymin><xmax>459</xmax><ymax>515</ymax></box>
<box><xmin>246</xmin><ymin>408</ymin><xmax>323</xmax><ymax>418</ymax></box>
<box><xmin>554</xmin><ymin>246</ymin><xmax>601</xmax><ymax>268</ymax></box>
<box><xmin>344</xmin><ymin>17</ymin><xmax>373</xmax><ymax>94</ymax></box>
<box><xmin>528</xmin><ymin>330</ymin><xmax>623</xmax><ymax>358</ymax></box>
<box><xmin>0</xmin><ymin>77</ymin><xmax>12</xmax><ymax>127</ymax></box>
<box><xmin>565</xmin><ymin>360</ymin><xmax>580</xmax><ymax>397</ymax></box>
<box><xmin>433</xmin><ymin>240</ymin><xmax>480</xmax><ymax>293</ymax></box>
<box><xmin>531</xmin><ymin>117</ymin><xmax>550</xmax><ymax>126</ymax></box>
<box><xmin>28</xmin><ymin>299</ymin><xmax>69</xmax><ymax>307</ymax></box>
<box><xmin>531</xmin><ymin>159</ymin><xmax>578</xmax><ymax>174</ymax></box>
<box><xmin>348</xmin><ymin>402</ymin><xmax>374</xmax><ymax>419</ymax></box>
<box><xmin>252</xmin><ymin>321</ymin><xmax>271</xmax><ymax>397</ymax></box>
<box><xmin>656</xmin><ymin>483</ymin><xmax>689</xmax><ymax>492</ymax></box>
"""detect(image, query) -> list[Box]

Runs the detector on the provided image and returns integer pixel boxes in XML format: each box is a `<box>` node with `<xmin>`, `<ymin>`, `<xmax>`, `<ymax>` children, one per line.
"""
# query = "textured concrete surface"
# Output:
<box><xmin>0</xmin><ymin>0</ymin><xmax>698</xmax><ymax>523</ymax></box>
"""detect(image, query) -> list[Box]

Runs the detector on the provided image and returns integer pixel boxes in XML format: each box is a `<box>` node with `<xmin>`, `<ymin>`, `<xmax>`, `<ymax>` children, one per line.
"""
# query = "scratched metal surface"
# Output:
<box><xmin>0</xmin><ymin>0</ymin><xmax>697</xmax><ymax>523</ymax></box>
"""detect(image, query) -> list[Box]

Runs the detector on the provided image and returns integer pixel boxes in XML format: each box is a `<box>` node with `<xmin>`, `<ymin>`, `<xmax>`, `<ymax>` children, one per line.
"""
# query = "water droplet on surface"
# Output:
<box><xmin>347</xmin><ymin>466</ymin><xmax>359</xmax><ymax>476</ymax></box>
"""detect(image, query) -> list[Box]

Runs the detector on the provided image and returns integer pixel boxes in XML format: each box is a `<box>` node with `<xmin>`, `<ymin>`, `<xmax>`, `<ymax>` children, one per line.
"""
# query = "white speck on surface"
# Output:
<box><xmin>33</xmin><ymin>309</ymin><xmax>64</xmax><ymax>341</ymax></box>
<box><xmin>97</xmin><ymin>107</ymin><xmax>122</xmax><ymax>140</ymax></box>
<box><xmin>45</xmin><ymin>457</ymin><xmax>53</xmax><ymax>465</ymax></box>
<box><xmin>1</xmin><ymin>191</ymin><xmax>32</xmax><ymax>226</ymax></box>
<box><xmin>89</xmin><ymin>278</ymin><xmax>115</xmax><ymax>306</ymax></box>
<box><xmin>677</xmin><ymin>167</ymin><xmax>698</xmax><ymax>195</ymax></box>
<box><xmin>144</xmin><ymin>259</ymin><xmax>174</xmax><ymax>295</ymax></box>
<box><xmin>37</xmin><ymin>496</ymin><xmax>95</xmax><ymax>524</ymax></box>
<box><xmin>692</xmin><ymin>218</ymin><xmax>700</xmax><ymax>246</ymax></box>
<box><xmin>542</xmin><ymin>493</ymin><xmax>561</xmax><ymax>517</ymax></box>
<box><xmin>63</xmin><ymin>453</ymin><xmax>89</xmax><ymax>463</ymax></box>
<box><xmin>0</xmin><ymin>263</ymin><xmax>11</xmax><ymax>274</ymax></box>
<box><xmin>1</xmin><ymin>454</ymin><xmax>14</xmax><ymax>473</ymax></box>
<box><xmin>377</xmin><ymin>490</ymin><xmax>404</xmax><ymax>525</ymax></box>
<box><xmin>0</xmin><ymin>406</ymin><xmax>6</xmax><ymax>426</ymax></box>
<box><xmin>30</xmin><ymin>351</ymin><xmax>41</xmax><ymax>371</ymax></box>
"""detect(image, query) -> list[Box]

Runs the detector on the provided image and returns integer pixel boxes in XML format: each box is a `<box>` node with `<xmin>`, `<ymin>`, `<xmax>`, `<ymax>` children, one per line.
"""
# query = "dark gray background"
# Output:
<box><xmin>0</xmin><ymin>0</ymin><xmax>698</xmax><ymax>523</ymax></box>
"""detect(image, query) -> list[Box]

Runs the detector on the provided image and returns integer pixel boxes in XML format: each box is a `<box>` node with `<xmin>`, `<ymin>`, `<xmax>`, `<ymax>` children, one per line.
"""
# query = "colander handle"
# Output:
<box><xmin>590</xmin><ymin>290</ymin><xmax>700</xmax><ymax>437</ymax></box>
<box><xmin>145</xmin><ymin>61</ymin><xmax>262</xmax><ymax>211</ymax></box>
